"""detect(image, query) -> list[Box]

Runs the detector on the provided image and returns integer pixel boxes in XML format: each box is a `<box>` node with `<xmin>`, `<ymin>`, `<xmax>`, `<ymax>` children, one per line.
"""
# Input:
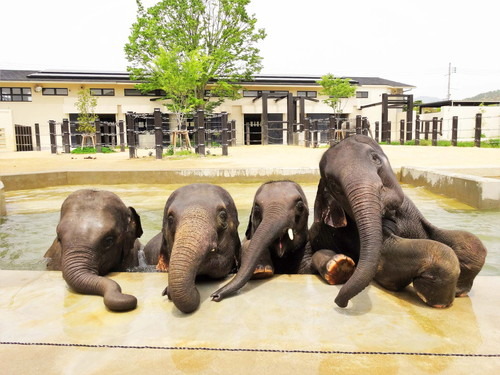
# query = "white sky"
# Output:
<box><xmin>1</xmin><ymin>0</ymin><xmax>499</xmax><ymax>100</ymax></box>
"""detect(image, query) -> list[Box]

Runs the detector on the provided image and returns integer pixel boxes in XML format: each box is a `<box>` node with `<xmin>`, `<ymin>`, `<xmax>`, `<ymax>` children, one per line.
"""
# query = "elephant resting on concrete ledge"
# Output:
<box><xmin>310</xmin><ymin>135</ymin><xmax>487</xmax><ymax>309</ymax></box>
<box><xmin>44</xmin><ymin>189</ymin><xmax>144</xmax><ymax>312</ymax></box>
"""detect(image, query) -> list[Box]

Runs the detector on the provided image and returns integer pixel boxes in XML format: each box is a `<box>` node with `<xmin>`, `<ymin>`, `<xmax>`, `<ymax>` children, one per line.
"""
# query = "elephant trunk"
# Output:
<box><xmin>335</xmin><ymin>182</ymin><xmax>383</xmax><ymax>308</ymax></box>
<box><xmin>62</xmin><ymin>247</ymin><xmax>137</xmax><ymax>311</ymax></box>
<box><xmin>212</xmin><ymin>205</ymin><xmax>287</xmax><ymax>301</ymax></box>
<box><xmin>168</xmin><ymin>210</ymin><xmax>214</xmax><ymax>314</ymax></box>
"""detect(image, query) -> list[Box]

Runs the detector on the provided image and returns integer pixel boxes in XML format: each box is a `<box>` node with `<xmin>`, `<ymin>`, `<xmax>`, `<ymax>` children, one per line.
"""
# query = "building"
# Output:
<box><xmin>0</xmin><ymin>69</ymin><xmax>415</xmax><ymax>152</ymax></box>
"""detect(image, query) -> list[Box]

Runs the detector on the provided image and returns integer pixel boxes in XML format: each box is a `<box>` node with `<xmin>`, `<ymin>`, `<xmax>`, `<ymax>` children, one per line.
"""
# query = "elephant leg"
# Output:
<box><xmin>241</xmin><ymin>240</ymin><xmax>274</xmax><ymax>279</ymax></box>
<box><xmin>312</xmin><ymin>250</ymin><xmax>355</xmax><ymax>285</ymax></box>
<box><xmin>377</xmin><ymin>235</ymin><xmax>460</xmax><ymax>308</ymax></box>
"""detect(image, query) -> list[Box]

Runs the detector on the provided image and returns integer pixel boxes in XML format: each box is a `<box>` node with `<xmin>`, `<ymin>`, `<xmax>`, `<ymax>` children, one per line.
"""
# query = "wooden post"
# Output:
<box><xmin>154</xmin><ymin>108</ymin><xmax>163</xmax><ymax>159</ymax></box>
<box><xmin>49</xmin><ymin>120</ymin><xmax>57</xmax><ymax>154</ymax></box>
<box><xmin>424</xmin><ymin>121</ymin><xmax>430</xmax><ymax>140</ymax></box>
<box><xmin>312</xmin><ymin>120</ymin><xmax>318</xmax><ymax>147</ymax></box>
<box><xmin>386</xmin><ymin>121</ymin><xmax>391</xmax><ymax>144</ymax></box>
<box><xmin>119</xmin><ymin>120</ymin><xmax>125</xmax><ymax>152</ymax></box>
<box><xmin>221</xmin><ymin>112</ymin><xmax>228</xmax><ymax>156</ymax></box>
<box><xmin>196</xmin><ymin>110</ymin><xmax>205</xmax><ymax>155</ymax></box>
<box><xmin>374</xmin><ymin>121</ymin><xmax>379</xmax><ymax>142</ymax></box>
<box><xmin>406</xmin><ymin>94</ymin><xmax>413</xmax><ymax>141</ymax></box>
<box><xmin>400</xmin><ymin>119</ymin><xmax>405</xmax><ymax>145</ymax></box>
<box><xmin>34</xmin><ymin>123</ymin><xmax>41</xmax><ymax>151</ymax></box>
<box><xmin>62</xmin><ymin>118</ymin><xmax>70</xmax><ymax>153</ymax></box>
<box><xmin>381</xmin><ymin>93</ymin><xmax>389</xmax><ymax>142</ymax></box>
<box><xmin>261</xmin><ymin>92</ymin><xmax>269</xmax><ymax>145</ymax></box>
<box><xmin>451</xmin><ymin>116</ymin><xmax>458</xmax><ymax>146</ymax></box>
<box><xmin>474</xmin><ymin>113</ymin><xmax>482</xmax><ymax>147</ymax></box>
<box><xmin>126</xmin><ymin>112</ymin><xmax>136</xmax><ymax>158</ymax></box>
<box><xmin>304</xmin><ymin>118</ymin><xmax>311</xmax><ymax>148</ymax></box>
<box><xmin>287</xmin><ymin>92</ymin><xmax>294</xmax><ymax>145</ymax></box>
<box><xmin>356</xmin><ymin>115</ymin><xmax>362</xmax><ymax>135</ymax></box>
<box><xmin>245</xmin><ymin>123</ymin><xmax>250</xmax><ymax>145</ymax></box>
<box><xmin>102</xmin><ymin>121</ymin><xmax>109</xmax><ymax>147</ymax></box>
<box><xmin>95</xmin><ymin>119</ymin><xmax>102</xmax><ymax>153</ymax></box>
<box><xmin>329</xmin><ymin>115</ymin><xmax>336</xmax><ymax>146</ymax></box>
<box><xmin>415</xmin><ymin>115</ymin><xmax>420</xmax><ymax>145</ymax></box>
<box><xmin>230</xmin><ymin>120</ymin><xmax>236</xmax><ymax>146</ymax></box>
<box><xmin>432</xmin><ymin>117</ymin><xmax>438</xmax><ymax>146</ymax></box>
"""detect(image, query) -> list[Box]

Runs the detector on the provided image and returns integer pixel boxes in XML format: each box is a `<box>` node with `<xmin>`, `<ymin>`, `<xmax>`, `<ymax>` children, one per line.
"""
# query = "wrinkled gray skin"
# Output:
<box><xmin>145</xmin><ymin>183</ymin><xmax>240</xmax><ymax>314</ymax></box>
<box><xmin>311</xmin><ymin>135</ymin><xmax>487</xmax><ymax>308</ymax></box>
<box><xmin>44</xmin><ymin>189</ymin><xmax>143</xmax><ymax>312</ymax></box>
<box><xmin>211</xmin><ymin>181</ymin><xmax>313</xmax><ymax>301</ymax></box>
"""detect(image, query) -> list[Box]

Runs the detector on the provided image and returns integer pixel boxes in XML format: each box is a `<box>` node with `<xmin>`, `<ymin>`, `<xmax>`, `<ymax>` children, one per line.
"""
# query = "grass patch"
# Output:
<box><xmin>382</xmin><ymin>138</ymin><xmax>500</xmax><ymax>148</ymax></box>
<box><xmin>71</xmin><ymin>146</ymin><xmax>116</xmax><ymax>154</ymax></box>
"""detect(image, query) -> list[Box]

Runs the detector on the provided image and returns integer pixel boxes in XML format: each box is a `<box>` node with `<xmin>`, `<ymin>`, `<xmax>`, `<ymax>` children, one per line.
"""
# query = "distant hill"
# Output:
<box><xmin>464</xmin><ymin>90</ymin><xmax>500</xmax><ymax>101</ymax></box>
<box><xmin>415</xmin><ymin>96</ymin><xmax>441</xmax><ymax>103</ymax></box>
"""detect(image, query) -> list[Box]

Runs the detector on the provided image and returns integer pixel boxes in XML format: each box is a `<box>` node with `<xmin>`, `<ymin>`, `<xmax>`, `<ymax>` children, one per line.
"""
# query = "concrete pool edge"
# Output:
<box><xmin>1</xmin><ymin>166</ymin><xmax>499</xmax><ymax>210</ymax></box>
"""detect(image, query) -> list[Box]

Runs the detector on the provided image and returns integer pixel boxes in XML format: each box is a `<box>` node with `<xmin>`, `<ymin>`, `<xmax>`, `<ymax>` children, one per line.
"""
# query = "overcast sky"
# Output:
<box><xmin>1</xmin><ymin>0</ymin><xmax>499</xmax><ymax>100</ymax></box>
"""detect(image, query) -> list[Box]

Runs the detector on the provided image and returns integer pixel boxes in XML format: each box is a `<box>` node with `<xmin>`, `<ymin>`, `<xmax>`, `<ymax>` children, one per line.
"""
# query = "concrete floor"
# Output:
<box><xmin>1</xmin><ymin>270</ymin><xmax>499</xmax><ymax>374</ymax></box>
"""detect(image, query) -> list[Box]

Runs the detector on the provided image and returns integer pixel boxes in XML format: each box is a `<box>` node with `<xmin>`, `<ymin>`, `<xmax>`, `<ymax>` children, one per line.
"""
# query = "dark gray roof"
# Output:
<box><xmin>0</xmin><ymin>69</ymin><xmax>414</xmax><ymax>88</ymax></box>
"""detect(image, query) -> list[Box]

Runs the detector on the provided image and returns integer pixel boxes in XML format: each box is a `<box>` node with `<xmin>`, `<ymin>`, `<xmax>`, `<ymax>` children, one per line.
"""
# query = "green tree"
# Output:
<box><xmin>317</xmin><ymin>74</ymin><xmax>356</xmax><ymax>116</ymax></box>
<box><xmin>75</xmin><ymin>88</ymin><xmax>98</xmax><ymax>148</ymax></box>
<box><xmin>125</xmin><ymin>0</ymin><xmax>266</xmax><ymax>124</ymax></box>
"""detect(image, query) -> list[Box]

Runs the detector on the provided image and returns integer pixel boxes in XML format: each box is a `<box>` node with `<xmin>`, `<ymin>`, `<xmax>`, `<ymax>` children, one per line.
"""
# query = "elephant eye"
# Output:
<box><xmin>218</xmin><ymin>210</ymin><xmax>228</xmax><ymax>230</ymax></box>
<box><xmin>167</xmin><ymin>214</ymin><xmax>175</xmax><ymax>226</ymax></box>
<box><xmin>103</xmin><ymin>236</ymin><xmax>115</xmax><ymax>249</ymax></box>
<box><xmin>296</xmin><ymin>200</ymin><xmax>305</xmax><ymax>213</ymax></box>
<box><xmin>370</xmin><ymin>152</ymin><xmax>382</xmax><ymax>166</ymax></box>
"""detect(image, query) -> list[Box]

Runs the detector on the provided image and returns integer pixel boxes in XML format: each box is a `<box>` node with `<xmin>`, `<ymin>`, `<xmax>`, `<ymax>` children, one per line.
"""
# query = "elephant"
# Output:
<box><xmin>310</xmin><ymin>135</ymin><xmax>487</xmax><ymax>308</ymax></box>
<box><xmin>211</xmin><ymin>180</ymin><xmax>355</xmax><ymax>302</ymax></box>
<box><xmin>44</xmin><ymin>189</ymin><xmax>143</xmax><ymax>312</ymax></box>
<box><xmin>144</xmin><ymin>183</ymin><xmax>240</xmax><ymax>314</ymax></box>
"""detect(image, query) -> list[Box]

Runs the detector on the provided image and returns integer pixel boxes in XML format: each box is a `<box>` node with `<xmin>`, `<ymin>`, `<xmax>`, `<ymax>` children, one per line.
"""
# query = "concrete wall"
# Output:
<box><xmin>0</xmin><ymin>109</ymin><xmax>15</xmax><ymax>151</ymax></box>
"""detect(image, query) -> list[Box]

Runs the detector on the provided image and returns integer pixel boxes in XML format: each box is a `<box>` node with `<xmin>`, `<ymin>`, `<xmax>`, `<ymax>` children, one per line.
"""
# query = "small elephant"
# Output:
<box><xmin>211</xmin><ymin>181</ymin><xmax>313</xmax><ymax>301</ymax></box>
<box><xmin>311</xmin><ymin>135</ymin><xmax>487</xmax><ymax>308</ymax></box>
<box><xmin>144</xmin><ymin>183</ymin><xmax>240</xmax><ymax>313</ymax></box>
<box><xmin>44</xmin><ymin>189</ymin><xmax>143</xmax><ymax>312</ymax></box>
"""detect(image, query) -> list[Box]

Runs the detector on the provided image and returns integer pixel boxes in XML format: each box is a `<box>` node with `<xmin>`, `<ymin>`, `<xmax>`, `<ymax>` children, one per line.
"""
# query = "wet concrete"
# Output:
<box><xmin>1</xmin><ymin>271</ymin><xmax>499</xmax><ymax>374</ymax></box>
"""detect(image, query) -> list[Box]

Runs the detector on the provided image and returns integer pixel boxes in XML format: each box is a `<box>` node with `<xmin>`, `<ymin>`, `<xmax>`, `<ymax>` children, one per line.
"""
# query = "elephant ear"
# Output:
<box><xmin>314</xmin><ymin>178</ymin><xmax>347</xmax><ymax>228</ymax></box>
<box><xmin>128</xmin><ymin>206</ymin><xmax>143</xmax><ymax>238</ymax></box>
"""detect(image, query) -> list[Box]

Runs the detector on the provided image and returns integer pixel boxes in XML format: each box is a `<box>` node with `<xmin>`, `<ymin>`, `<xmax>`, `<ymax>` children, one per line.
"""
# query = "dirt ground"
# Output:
<box><xmin>1</xmin><ymin>144</ymin><xmax>500</xmax><ymax>174</ymax></box>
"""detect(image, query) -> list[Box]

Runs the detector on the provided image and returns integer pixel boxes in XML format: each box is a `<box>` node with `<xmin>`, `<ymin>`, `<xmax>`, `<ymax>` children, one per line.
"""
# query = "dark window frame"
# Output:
<box><xmin>124</xmin><ymin>88</ymin><xmax>166</xmax><ymax>96</ymax></box>
<box><xmin>356</xmin><ymin>91</ymin><xmax>369</xmax><ymax>98</ymax></box>
<box><xmin>297</xmin><ymin>90</ymin><xmax>317</xmax><ymax>98</ymax></box>
<box><xmin>1</xmin><ymin>87</ymin><xmax>32</xmax><ymax>102</ymax></box>
<box><xmin>90</xmin><ymin>88</ymin><xmax>115</xmax><ymax>96</ymax></box>
<box><xmin>42</xmin><ymin>88</ymin><xmax>68</xmax><ymax>96</ymax></box>
<box><xmin>243</xmin><ymin>90</ymin><xmax>290</xmax><ymax>97</ymax></box>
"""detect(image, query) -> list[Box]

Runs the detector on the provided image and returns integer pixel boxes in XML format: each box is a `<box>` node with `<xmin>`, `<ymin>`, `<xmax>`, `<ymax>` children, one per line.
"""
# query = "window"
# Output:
<box><xmin>124</xmin><ymin>88</ymin><xmax>166</xmax><ymax>96</ymax></box>
<box><xmin>90</xmin><ymin>88</ymin><xmax>115</xmax><ymax>96</ymax></box>
<box><xmin>297</xmin><ymin>91</ymin><xmax>317</xmax><ymax>98</ymax></box>
<box><xmin>1</xmin><ymin>87</ymin><xmax>32</xmax><ymax>102</ymax></box>
<box><xmin>356</xmin><ymin>91</ymin><xmax>369</xmax><ymax>98</ymax></box>
<box><xmin>243</xmin><ymin>90</ymin><xmax>289</xmax><ymax>97</ymax></box>
<box><xmin>42</xmin><ymin>88</ymin><xmax>68</xmax><ymax>96</ymax></box>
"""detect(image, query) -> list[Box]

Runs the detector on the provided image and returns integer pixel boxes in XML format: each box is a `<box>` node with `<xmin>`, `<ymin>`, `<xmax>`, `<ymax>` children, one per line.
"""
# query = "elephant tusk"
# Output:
<box><xmin>287</xmin><ymin>228</ymin><xmax>294</xmax><ymax>241</ymax></box>
<box><xmin>210</xmin><ymin>248</ymin><xmax>217</xmax><ymax>253</ymax></box>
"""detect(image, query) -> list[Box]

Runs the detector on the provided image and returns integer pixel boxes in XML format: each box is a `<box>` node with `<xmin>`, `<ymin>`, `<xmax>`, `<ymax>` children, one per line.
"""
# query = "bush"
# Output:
<box><xmin>71</xmin><ymin>146</ymin><xmax>115</xmax><ymax>154</ymax></box>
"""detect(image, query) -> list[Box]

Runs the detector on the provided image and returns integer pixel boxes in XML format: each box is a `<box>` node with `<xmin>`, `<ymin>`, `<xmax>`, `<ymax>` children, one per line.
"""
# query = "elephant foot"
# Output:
<box><xmin>323</xmin><ymin>254</ymin><xmax>355</xmax><ymax>285</ymax></box>
<box><xmin>251</xmin><ymin>264</ymin><xmax>274</xmax><ymax>279</ymax></box>
<box><xmin>156</xmin><ymin>254</ymin><xmax>169</xmax><ymax>272</ymax></box>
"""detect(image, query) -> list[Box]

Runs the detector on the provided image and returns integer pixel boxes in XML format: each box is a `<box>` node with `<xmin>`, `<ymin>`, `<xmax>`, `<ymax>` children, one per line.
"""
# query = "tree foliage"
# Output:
<box><xmin>125</xmin><ymin>0</ymin><xmax>266</xmax><ymax>123</ymax></box>
<box><xmin>75</xmin><ymin>88</ymin><xmax>98</xmax><ymax>135</ymax></box>
<box><xmin>317</xmin><ymin>74</ymin><xmax>356</xmax><ymax>114</ymax></box>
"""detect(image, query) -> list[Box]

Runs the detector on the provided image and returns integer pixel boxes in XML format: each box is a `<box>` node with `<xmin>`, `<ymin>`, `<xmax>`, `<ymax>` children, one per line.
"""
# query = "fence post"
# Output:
<box><xmin>356</xmin><ymin>115</ymin><xmax>362</xmax><ymax>135</ymax></box>
<box><xmin>451</xmin><ymin>116</ymin><xmax>458</xmax><ymax>146</ymax></box>
<box><xmin>102</xmin><ymin>122</ymin><xmax>109</xmax><ymax>148</ymax></box>
<box><xmin>153</xmin><ymin>108</ymin><xmax>163</xmax><ymax>159</ymax></box>
<box><xmin>415</xmin><ymin>115</ymin><xmax>420</xmax><ymax>145</ymax></box>
<box><xmin>245</xmin><ymin>123</ymin><xmax>250</xmax><ymax>145</ymax></box>
<box><xmin>375</xmin><ymin>121</ymin><xmax>379</xmax><ymax>142</ymax></box>
<box><xmin>49</xmin><ymin>120</ymin><xmax>57</xmax><ymax>154</ymax></box>
<box><xmin>61</xmin><ymin>118</ymin><xmax>70</xmax><ymax>153</ymax></box>
<box><xmin>400</xmin><ymin>119</ymin><xmax>405</xmax><ymax>145</ymax></box>
<box><xmin>312</xmin><ymin>120</ymin><xmax>318</xmax><ymax>147</ymax></box>
<box><xmin>95</xmin><ymin>119</ymin><xmax>102</xmax><ymax>153</ymax></box>
<box><xmin>221</xmin><ymin>112</ymin><xmax>229</xmax><ymax>156</ymax></box>
<box><xmin>329</xmin><ymin>115</ymin><xmax>336</xmax><ymax>146</ymax></box>
<box><xmin>304</xmin><ymin>118</ymin><xmax>311</xmax><ymax>148</ymax></box>
<box><xmin>196</xmin><ymin>110</ymin><xmax>206</xmax><ymax>155</ymax></box>
<box><xmin>424</xmin><ymin>121</ymin><xmax>430</xmax><ymax>140</ymax></box>
<box><xmin>34</xmin><ymin>123</ymin><xmax>41</xmax><ymax>151</ymax></box>
<box><xmin>119</xmin><ymin>120</ymin><xmax>125</xmax><ymax>152</ymax></box>
<box><xmin>474</xmin><ymin>113</ymin><xmax>482</xmax><ymax>147</ymax></box>
<box><xmin>386</xmin><ymin>121</ymin><xmax>391</xmax><ymax>143</ymax></box>
<box><xmin>126</xmin><ymin>112</ymin><xmax>136</xmax><ymax>158</ymax></box>
<box><xmin>261</xmin><ymin>92</ymin><xmax>269</xmax><ymax>145</ymax></box>
<box><xmin>432</xmin><ymin>117</ymin><xmax>438</xmax><ymax>146</ymax></box>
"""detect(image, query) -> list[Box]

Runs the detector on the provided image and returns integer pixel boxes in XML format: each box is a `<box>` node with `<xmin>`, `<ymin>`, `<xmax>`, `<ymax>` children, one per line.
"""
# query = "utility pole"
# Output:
<box><xmin>447</xmin><ymin>62</ymin><xmax>456</xmax><ymax>100</ymax></box>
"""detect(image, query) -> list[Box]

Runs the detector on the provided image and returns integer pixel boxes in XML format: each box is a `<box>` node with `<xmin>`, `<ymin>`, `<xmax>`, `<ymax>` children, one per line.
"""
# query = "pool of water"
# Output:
<box><xmin>1</xmin><ymin>183</ymin><xmax>499</xmax><ymax>275</ymax></box>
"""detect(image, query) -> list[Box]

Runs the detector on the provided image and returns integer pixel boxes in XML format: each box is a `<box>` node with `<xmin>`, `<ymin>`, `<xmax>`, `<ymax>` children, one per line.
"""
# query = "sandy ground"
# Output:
<box><xmin>1</xmin><ymin>144</ymin><xmax>500</xmax><ymax>174</ymax></box>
